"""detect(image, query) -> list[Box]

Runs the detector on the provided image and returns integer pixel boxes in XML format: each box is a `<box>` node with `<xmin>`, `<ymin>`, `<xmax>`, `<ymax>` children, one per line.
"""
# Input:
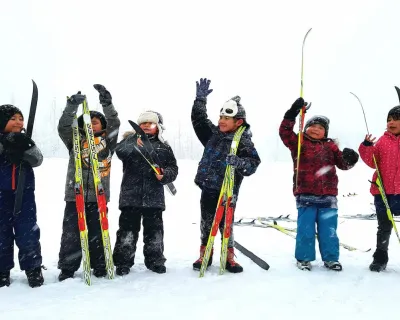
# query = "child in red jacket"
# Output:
<box><xmin>359</xmin><ymin>105</ymin><xmax>400</xmax><ymax>272</ymax></box>
<box><xmin>280</xmin><ymin>98</ymin><xmax>359</xmax><ymax>271</ymax></box>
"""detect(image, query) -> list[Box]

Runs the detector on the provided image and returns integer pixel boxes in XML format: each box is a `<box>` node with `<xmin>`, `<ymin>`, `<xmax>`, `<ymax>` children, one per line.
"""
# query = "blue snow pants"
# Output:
<box><xmin>295</xmin><ymin>206</ymin><xmax>339</xmax><ymax>262</ymax></box>
<box><xmin>0</xmin><ymin>190</ymin><xmax>42</xmax><ymax>271</ymax></box>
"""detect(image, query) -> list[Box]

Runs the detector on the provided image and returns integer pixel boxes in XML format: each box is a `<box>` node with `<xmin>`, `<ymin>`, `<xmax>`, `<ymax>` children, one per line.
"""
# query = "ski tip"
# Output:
<box><xmin>394</xmin><ymin>86</ymin><xmax>400</xmax><ymax>102</ymax></box>
<box><xmin>128</xmin><ymin>120</ymin><xmax>138</xmax><ymax>126</ymax></box>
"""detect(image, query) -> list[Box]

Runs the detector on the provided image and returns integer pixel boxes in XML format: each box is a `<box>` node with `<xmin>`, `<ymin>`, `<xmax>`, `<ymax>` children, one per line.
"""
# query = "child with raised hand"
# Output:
<box><xmin>191</xmin><ymin>78</ymin><xmax>261</xmax><ymax>273</ymax></box>
<box><xmin>57</xmin><ymin>85</ymin><xmax>120</xmax><ymax>281</ymax></box>
<box><xmin>112</xmin><ymin>111</ymin><xmax>178</xmax><ymax>275</ymax></box>
<box><xmin>359</xmin><ymin>105</ymin><xmax>400</xmax><ymax>272</ymax></box>
<box><xmin>0</xmin><ymin>104</ymin><xmax>44</xmax><ymax>287</ymax></box>
<box><xmin>280</xmin><ymin>97</ymin><xmax>359</xmax><ymax>271</ymax></box>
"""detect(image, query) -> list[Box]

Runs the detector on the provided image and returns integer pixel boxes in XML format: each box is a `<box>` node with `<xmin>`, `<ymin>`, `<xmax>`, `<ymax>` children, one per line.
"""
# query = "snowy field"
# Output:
<box><xmin>1</xmin><ymin>158</ymin><xmax>399</xmax><ymax>320</ymax></box>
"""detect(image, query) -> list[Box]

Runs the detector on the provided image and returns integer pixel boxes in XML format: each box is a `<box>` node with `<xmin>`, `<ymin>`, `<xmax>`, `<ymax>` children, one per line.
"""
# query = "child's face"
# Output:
<box><xmin>306</xmin><ymin>124</ymin><xmax>325</xmax><ymax>140</ymax></box>
<box><xmin>4</xmin><ymin>113</ymin><xmax>24</xmax><ymax>133</ymax></box>
<box><xmin>387</xmin><ymin>116</ymin><xmax>400</xmax><ymax>135</ymax></box>
<box><xmin>139</xmin><ymin>122</ymin><xmax>158</xmax><ymax>135</ymax></box>
<box><xmin>218</xmin><ymin>116</ymin><xmax>243</xmax><ymax>133</ymax></box>
<box><xmin>91</xmin><ymin>117</ymin><xmax>103</xmax><ymax>133</ymax></box>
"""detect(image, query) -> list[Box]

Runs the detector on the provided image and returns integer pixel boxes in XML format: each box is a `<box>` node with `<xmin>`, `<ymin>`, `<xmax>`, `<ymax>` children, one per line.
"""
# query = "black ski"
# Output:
<box><xmin>13</xmin><ymin>80</ymin><xmax>38</xmax><ymax>216</ymax></box>
<box><xmin>234</xmin><ymin>241</ymin><xmax>270</xmax><ymax>271</ymax></box>
<box><xmin>128</xmin><ymin>120</ymin><xmax>177</xmax><ymax>195</ymax></box>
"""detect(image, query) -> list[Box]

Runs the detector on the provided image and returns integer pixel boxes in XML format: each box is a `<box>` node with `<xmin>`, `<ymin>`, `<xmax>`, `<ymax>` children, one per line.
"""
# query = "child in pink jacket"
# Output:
<box><xmin>359</xmin><ymin>105</ymin><xmax>400</xmax><ymax>272</ymax></box>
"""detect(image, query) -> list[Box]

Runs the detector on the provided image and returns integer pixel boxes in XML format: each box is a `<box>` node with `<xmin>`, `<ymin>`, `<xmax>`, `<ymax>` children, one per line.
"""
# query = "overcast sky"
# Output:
<box><xmin>1</xmin><ymin>0</ymin><xmax>399</xmax><ymax>160</ymax></box>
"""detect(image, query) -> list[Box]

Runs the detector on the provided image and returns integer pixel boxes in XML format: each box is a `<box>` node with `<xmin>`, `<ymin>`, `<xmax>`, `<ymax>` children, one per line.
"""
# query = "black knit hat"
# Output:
<box><xmin>304</xmin><ymin>115</ymin><xmax>330</xmax><ymax>137</ymax></box>
<box><xmin>0</xmin><ymin>104</ymin><xmax>24</xmax><ymax>131</ymax></box>
<box><xmin>77</xmin><ymin>111</ymin><xmax>107</xmax><ymax>130</ymax></box>
<box><xmin>387</xmin><ymin>105</ymin><xmax>400</xmax><ymax>121</ymax></box>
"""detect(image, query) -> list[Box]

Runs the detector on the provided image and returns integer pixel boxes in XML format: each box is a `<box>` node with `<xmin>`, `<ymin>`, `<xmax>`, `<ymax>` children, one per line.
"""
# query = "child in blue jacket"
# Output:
<box><xmin>0</xmin><ymin>104</ymin><xmax>44</xmax><ymax>288</ymax></box>
<box><xmin>191</xmin><ymin>78</ymin><xmax>261</xmax><ymax>273</ymax></box>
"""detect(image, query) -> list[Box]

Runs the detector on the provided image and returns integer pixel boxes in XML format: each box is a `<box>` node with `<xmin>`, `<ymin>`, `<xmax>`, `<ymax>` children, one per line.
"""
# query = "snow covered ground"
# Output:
<box><xmin>1</xmin><ymin>158</ymin><xmax>399</xmax><ymax>320</ymax></box>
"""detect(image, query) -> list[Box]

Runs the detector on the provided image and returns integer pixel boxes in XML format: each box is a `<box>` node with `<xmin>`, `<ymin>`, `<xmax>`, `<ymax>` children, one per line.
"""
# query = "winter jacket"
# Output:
<box><xmin>116</xmin><ymin>132</ymin><xmax>178</xmax><ymax>210</ymax></box>
<box><xmin>359</xmin><ymin>131</ymin><xmax>400</xmax><ymax>195</ymax></box>
<box><xmin>0</xmin><ymin>134</ymin><xmax>43</xmax><ymax>191</ymax></box>
<box><xmin>58</xmin><ymin>102</ymin><xmax>120</xmax><ymax>202</ymax></box>
<box><xmin>279</xmin><ymin>118</ymin><xmax>354</xmax><ymax>196</ymax></box>
<box><xmin>191</xmin><ymin>98</ymin><xmax>260</xmax><ymax>194</ymax></box>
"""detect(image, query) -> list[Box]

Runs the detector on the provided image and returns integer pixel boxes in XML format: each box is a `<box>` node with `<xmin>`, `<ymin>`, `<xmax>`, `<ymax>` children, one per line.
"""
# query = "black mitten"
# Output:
<box><xmin>2</xmin><ymin>132</ymin><xmax>35</xmax><ymax>152</ymax></box>
<box><xmin>93</xmin><ymin>84</ymin><xmax>112</xmax><ymax>106</ymax></box>
<box><xmin>68</xmin><ymin>91</ymin><xmax>86</xmax><ymax>106</ymax></box>
<box><xmin>284</xmin><ymin>97</ymin><xmax>308</xmax><ymax>120</ymax></box>
<box><xmin>343</xmin><ymin>148</ymin><xmax>359</xmax><ymax>166</ymax></box>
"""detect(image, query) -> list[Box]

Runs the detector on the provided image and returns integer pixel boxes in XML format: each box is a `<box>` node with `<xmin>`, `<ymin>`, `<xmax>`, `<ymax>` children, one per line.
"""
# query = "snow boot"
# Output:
<box><xmin>149</xmin><ymin>265</ymin><xmax>166</xmax><ymax>274</ymax></box>
<box><xmin>193</xmin><ymin>245</ymin><xmax>213</xmax><ymax>271</ymax></box>
<box><xmin>225</xmin><ymin>248</ymin><xmax>243</xmax><ymax>273</ymax></box>
<box><xmin>26</xmin><ymin>267</ymin><xmax>44</xmax><ymax>288</ymax></box>
<box><xmin>324</xmin><ymin>261</ymin><xmax>343</xmax><ymax>271</ymax></box>
<box><xmin>116</xmin><ymin>266</ymin><xmax>130</xmax><ymax>276</ymax></box>
<box><xmin>58</xmin><ymin>269</ymin><xmax>74</xmax><ymax>282</ymax></box>
<box><xmin>0</xmin><ymin>271</ymin><xmax>10</xmax><ymax>287</ymax></box>
<box><xmin>93</xmin><ymin>268</ymin><xmax>107</xmax><ymax>278</ymax></box>
<box><xmin>369</xmin><ymin>249</ymin><xmax>388</xmax><ymax>272</ymax></box>
<box><xmin>297</xmin><ymin>260</ymin><xmax>312</xmax><ymax>271</ymax></box>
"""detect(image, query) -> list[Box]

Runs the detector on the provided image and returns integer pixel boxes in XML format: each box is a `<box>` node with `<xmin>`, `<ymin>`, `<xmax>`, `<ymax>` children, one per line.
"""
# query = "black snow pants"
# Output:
<box><xmin>113</xmin><ymin>207</ymin><xmax>166</xmax><ymax>269</ymax></box>
<box><xmin>374</xmin><ymin>194</ymin><xmax>400</xmax><ymax>252</ymax></box>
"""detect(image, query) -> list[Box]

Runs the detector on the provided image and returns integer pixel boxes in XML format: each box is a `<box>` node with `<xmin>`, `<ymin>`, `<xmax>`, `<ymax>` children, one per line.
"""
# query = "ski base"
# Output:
<box><xmin>234</xmin><ymin>241</ymin><xmax>270</xmax><ymax>270</ymax></box>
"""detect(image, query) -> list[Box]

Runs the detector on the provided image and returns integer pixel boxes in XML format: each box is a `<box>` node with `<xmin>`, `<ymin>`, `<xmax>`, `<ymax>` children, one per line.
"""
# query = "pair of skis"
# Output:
<box><xmin>128</xmin><ymin>120</ymin><xmax>177</xmax><ymax>196</ymax></box>
<box><xmin>72</xmin><ymin>99</ymin><xmax>114</xmax><ymax>286</ymax></box>
<box><xmin>235</xmin><ymin>219</ymin><xmax>371</xmax><ymax>253</ymax></box>
<box><xmin>199</xmin><ymin>126</ymin><xmax>246</xmax><ymax>277</ymax></box>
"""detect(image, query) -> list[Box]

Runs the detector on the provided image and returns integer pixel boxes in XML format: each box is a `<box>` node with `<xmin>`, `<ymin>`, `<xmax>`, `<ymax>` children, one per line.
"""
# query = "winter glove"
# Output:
<box><xmin>2</xmin><ymin>132</ymin><xmax>35</xmax><ymax>152</ymax></box>
<box><xmin>226</xmin><ymin>154</ymin><xmax>246</xmax><ymax>169</ymax></box>
<box><xmin>284</xmin><ymin>97</ymin><xmax>309</xmax><ymax>120</ymax></box>
<box><xmin>68</xmin><ymin>91</ymin><xmax>86</xmax><ymax>106</ymax></box>
<box><xmin>2</xmin><ymin>132</ymin><xmax>35</xmax><ymax>164</ymax></box>
<box><xmin>93</xmin><ymin>84</ymin><xmax>112</xmax><ymax>106</ymax></box>
<box><xmin>342</xmin><ymin>148</ymin><xmax>359</xmax><ymax>166</ymax></box>
<box><xmin>196</xmin><ymin>78</ymin><xmax>213</xmax><ymax>100</ymax></box>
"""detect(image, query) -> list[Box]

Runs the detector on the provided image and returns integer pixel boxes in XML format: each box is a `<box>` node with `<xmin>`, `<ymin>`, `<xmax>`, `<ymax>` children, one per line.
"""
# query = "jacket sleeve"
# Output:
<box><xmin>191</xmin><ymin>98</ymin><xmax>217</xmax><ymax>147</ymax></box>
<box><xmin>236</xmin><ymin>137</ymin><xmax>261</xmax><ymax>177</ymax></box>
<box><xmin>115</xmin><ymin>134</ymin><xmax>136</xmax><ymax>161</ymax></box>
<box><xmin>159</xmin><ymin>144</ymin><xmax>178</xmax><ymax>185</ymax></box>
<box><xmin>23</xmin><ymin>145</ymin><xmax>43</xmax><ymax>167</ymax></box>
<box><xmin>103</xmin><ymin>103</ymin><xmax>120</xmax><ymax>154</ymax></box>
<box><xmin>331</xmin><ymin>142</ymin><xmax>355</xmax><ymax>170</ymax></box>
<box><xmin>358</xmin><ymin>139</ymin><xmax>380</xmax><ymax>169</ymax></box>
<box><xmin>58</xmin><ymin>102</ymin><xmax>79</xmax><ymax>150</ymax></box>
<box><xmin>279</xmin><ymin>118</ymin><xmax>298</xmax><ymax>152</ymax></box>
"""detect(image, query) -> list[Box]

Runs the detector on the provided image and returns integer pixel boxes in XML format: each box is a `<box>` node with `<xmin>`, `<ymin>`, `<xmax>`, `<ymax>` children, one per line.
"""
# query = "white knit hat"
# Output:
<box><xmin>137</xmin><ymin>110</ymin><xmax>166</xmax><ymax>143</ymax></box>
<box><xmin>220</xmin><ymin>96</ymin><xmax>246</xmax><ymax>119</ymax></box>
